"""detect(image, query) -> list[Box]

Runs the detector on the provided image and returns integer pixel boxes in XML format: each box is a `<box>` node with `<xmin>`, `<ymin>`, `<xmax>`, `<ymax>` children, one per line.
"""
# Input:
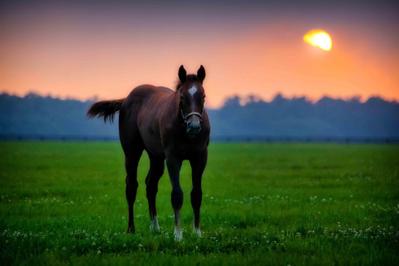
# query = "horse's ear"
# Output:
<box><xmin>178</xmin><ymin>65</ymin><xmax>187</xmax><ymax>83</ymax></box>
<box><xmin>197</xmin><ymin>65</ymin><xmax>206</xmax><ymax>82</ymax></box>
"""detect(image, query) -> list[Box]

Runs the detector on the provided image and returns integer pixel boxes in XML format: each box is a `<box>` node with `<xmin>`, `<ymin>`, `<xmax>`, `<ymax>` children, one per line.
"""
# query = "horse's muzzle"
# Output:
<box><xmin>186</xmin><ymin>117</ymin><xmax>202</xmax><ymax>136</ymax></box>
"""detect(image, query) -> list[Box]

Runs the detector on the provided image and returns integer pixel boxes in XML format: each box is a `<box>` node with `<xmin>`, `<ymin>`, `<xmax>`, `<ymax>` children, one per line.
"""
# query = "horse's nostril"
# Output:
<box><xmin>186</xmin><ymin>123</ymin><xmax>201</xmax><ymax>135</ymax></box>
<box><xmin>188</xmin><ymin>120</ymin><xmax>200</xmax><ymax>128</ymax></box>
<box><xmin>186</xmin><ymin>116</ymin><xmax>201</xmax><ymax>134</ymax></box>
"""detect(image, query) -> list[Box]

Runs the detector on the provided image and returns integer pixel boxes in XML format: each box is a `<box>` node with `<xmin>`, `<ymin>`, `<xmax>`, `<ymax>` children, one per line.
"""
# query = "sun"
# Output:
<box><xmin>303</xmin><ymin>29</ymin><xmax>332</xmax><ymax>51</ymax></box>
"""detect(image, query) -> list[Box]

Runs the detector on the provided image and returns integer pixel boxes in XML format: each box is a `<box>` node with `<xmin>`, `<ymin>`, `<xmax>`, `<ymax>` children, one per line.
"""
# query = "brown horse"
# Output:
<box><xmin>88</xmin><ymin>65</ymin><xmax>210</xmax><ymax>241</ymax></box>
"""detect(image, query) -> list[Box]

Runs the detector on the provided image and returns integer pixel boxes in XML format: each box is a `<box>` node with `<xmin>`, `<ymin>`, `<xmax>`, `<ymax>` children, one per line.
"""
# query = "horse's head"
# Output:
<box><xmin>176</xmin><ymin>65</ymin><xmax>206</xmax><ymax>137</ymax></box>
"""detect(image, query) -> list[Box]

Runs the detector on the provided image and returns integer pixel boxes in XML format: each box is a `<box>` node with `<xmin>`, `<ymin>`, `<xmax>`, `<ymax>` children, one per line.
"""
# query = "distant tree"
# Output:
<box><xmin>0</xmin><ymin>92</ymin><xmax>398</xmax><ymax>139</ymax></box>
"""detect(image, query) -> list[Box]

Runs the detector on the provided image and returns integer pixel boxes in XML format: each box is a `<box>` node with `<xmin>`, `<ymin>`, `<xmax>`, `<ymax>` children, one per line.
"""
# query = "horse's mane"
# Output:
<box><xmin>175</xmin><ymin>74</ymin><xmax>200</xmax><ymax>90</ymax></box>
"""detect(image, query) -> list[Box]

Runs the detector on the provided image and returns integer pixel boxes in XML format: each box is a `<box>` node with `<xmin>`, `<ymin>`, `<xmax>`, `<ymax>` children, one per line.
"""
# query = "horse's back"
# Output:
<box><xmin>119</xmin><ymin>84</ymin><xmax>173</xmax><ymax>156</ymax></box>
<box><xmin>122</xmin><ymin>85</ymin><xmax>173</xmax><ymax>109</ymax></box>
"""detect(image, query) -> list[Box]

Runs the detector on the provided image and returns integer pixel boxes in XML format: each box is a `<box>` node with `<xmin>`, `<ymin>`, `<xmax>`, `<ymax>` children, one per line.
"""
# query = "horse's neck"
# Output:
<box><xmin>164</xmin><ymin>92</ymin><xmax>180</xmax><ymax>123</ymax></box>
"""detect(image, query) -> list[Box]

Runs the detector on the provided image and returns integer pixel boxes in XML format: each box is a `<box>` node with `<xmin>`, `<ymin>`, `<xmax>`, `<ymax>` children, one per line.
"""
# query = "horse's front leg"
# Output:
<box><xmin>166</xmin><ymin>156</ymin><xmax>183</xmax><ymax>241</ymax></box>
<box><xmin>189</xmin><ymin>151</ymin><xmax>207</xmax><ymax>237</ymax></box>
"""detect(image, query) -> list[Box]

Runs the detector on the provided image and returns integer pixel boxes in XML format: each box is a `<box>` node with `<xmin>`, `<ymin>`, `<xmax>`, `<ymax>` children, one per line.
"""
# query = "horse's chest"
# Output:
<box><xmin>173</xmin><ymin>140</ymin><xmax>204</xmax><ymax>158</ymax></box>
<box><xmin>175</xmin><ymin>143</ymin><xmax>189</xmax><ymax>156</ymax></box>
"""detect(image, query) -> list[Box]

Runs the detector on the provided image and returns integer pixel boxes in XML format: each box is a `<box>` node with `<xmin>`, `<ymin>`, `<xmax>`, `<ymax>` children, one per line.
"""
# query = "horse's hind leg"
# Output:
<box><xmin>145</xmin><ymin>156</ymin><xmax>164</xmax><ymax>232</ymax></box>
<box><xmin>124</xmin><ymin>146</ymin><xmax>143</xmax><ymax>233</ymax></box>
<box><xmin>120</xmin><ymin>105</ymin><xmax>144</xmax><ymax>233</ymax></box>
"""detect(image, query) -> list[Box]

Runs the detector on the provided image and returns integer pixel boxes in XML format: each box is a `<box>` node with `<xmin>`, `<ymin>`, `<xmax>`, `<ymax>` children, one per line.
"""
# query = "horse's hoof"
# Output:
<box><xmin>126</xmin><ymin>227</ymin><xmax>135</xmax><ymax>234</ymax></box>
<box><xmin>149</xmin><ymin>224</ymin><xmax>160</xmax><ymax>233</ymax></box>
<box><xmin>174</xmin><ymin>227</ymin><xmax>183</xmax><ymax>241</ymax></box>
<box><xmin>193</xmin><ymin>227</ymin><xmax>202</xmax><ymax>238</ymax></box>
<box><xmin>149</xmin><ymin>218</ymin><xmax>160</xmax><ymax>233</ymax></box>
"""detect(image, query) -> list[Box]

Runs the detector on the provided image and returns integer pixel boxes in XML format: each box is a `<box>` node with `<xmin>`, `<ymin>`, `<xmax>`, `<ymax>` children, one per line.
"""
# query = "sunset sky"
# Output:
<box><xmin>1</xmin><ymin>0</ymin><xmax>398</xmax><ymax>107</ymax></box>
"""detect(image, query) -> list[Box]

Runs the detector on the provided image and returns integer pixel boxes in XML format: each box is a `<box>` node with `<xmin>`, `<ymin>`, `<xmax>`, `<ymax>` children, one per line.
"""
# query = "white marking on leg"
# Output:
<box><xmin>173</xmin><ymin>210</ymin><xmax>183</xmax><ymax>241</ymax></box>
<box><xmin>149</xmin><ymin>216</ymin><xmax>160</xmax><ymax>232</ymax></box>
<box><xmin>188</xmin><ymin>85</ymin><xmax>197</xmax><ymax>96</ymax></box>
<box><xmin>174</xmin><ymin>226</ymin><xmax>183</xmax><ymax>241</ymax></box>
<box><xmin>193</xmin><ymin>224</ymin><xmax>202</xmax><ymax>237</ymax></box>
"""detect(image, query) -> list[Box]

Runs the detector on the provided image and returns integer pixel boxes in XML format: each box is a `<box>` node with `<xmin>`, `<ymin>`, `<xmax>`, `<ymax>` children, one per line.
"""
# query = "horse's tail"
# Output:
<box><xmin>87</xmin><ymin>99</ymin><xmax>124</xmax><ymax>123</ymax></box>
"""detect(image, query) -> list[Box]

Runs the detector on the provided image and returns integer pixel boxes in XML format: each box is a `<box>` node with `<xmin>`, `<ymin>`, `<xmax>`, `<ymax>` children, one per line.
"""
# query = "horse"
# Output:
<box><xmin>87</xmin><ymin>65</ymin><xmax>210</xmax><ymax>241</ymax></box>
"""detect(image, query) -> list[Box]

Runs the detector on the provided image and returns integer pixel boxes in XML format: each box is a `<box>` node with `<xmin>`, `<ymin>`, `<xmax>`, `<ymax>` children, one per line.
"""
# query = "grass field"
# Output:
<box><xmin>0</xmin><ymin>141</ymin><xmax>398</xmax><ymax>265</ymax></box>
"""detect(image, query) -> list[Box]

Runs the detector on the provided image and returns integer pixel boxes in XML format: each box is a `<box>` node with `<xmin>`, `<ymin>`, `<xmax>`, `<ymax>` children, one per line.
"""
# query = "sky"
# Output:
<box><xmin>0</xmin><ymin>0</ymin><xmax>398</xmax><ymax>107</ymax></box>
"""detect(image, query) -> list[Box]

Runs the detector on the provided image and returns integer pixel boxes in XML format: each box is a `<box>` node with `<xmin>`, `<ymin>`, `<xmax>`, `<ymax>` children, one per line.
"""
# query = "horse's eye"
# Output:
<box><xmin>180</xmin><ymin>95</ymin><xmax>186</xmax><ymax>104</ymax></box>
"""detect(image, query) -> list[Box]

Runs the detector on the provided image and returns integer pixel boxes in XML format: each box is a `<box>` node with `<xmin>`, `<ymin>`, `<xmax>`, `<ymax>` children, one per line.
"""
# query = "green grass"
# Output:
<box><xmin>0</xmin><ymin>141</ymin><xmax>398</xmax><ymax>265</ymax></box>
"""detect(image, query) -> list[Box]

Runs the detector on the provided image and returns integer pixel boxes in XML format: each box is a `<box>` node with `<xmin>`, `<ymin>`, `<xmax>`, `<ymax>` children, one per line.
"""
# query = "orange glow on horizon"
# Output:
<box><xmin>0</xmin><ymin>22</ymin><xmax>398</xmax><ymax>108</ymax></box>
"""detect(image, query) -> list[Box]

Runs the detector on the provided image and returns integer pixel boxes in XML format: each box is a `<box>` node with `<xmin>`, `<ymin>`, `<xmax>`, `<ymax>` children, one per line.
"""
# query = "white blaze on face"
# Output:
<box><xmin>188</xmin><ymin>85</ymin><xmax>197</xmax><ymax>97</ymax></box>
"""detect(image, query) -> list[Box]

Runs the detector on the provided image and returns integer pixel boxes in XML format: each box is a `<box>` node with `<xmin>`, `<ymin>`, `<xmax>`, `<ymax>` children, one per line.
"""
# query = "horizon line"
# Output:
<box><xmin>1</xmin><ymin>90</ymin><xmax>398</xmax><ymax>107</ymax></box>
